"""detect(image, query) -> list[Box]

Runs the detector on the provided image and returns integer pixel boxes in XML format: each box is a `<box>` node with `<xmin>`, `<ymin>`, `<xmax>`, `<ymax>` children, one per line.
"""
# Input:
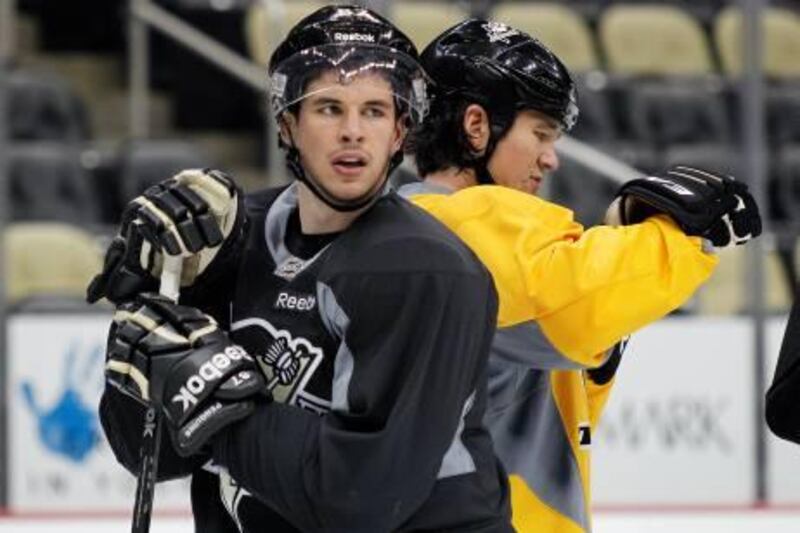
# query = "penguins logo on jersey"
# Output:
<box><xmin>263</xmin><ymin>336</ymin><xmax>309</xmax><ymax>390</ymax></box>
<box><xmin>231</xmin><ymin>317</ymin><xmax>330</xmax><ymax>414</ymax></box>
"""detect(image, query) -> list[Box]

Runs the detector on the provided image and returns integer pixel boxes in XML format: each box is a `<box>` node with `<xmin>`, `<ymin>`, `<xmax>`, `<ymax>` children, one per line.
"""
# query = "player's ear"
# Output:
<box><xmin>278</xmin><ymin>114</ymin><xmax>296</xmax><ymax>147</ymax></box>
<box><xmin>463</xmin><ymin>104</ymin><xmax>490</xmax><ymax>154</ymax></box>
<box><xmin>391</xmin><ymin>114</ymin><xmax>408</xmax><ymax>153</ymax></box>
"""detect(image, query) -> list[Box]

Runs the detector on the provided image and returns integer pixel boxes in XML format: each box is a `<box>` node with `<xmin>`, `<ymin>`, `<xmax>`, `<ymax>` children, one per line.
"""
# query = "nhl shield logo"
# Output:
<box><xmin>274</xmin><ymin>256</ymin><xmax>308</xmax><ymax>281</ymax></box>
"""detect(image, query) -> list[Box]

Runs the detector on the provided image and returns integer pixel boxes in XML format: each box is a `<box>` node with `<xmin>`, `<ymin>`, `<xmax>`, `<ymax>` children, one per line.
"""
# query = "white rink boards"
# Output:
<box><xmin>5</xmin><ymin>313</ymin><xmax>800</xmax><ymax>516</ymax></box>
<box><xmin>2</xmin><ymin>511</ymin><xmax>800</xmax><ymax>533</ymax></box>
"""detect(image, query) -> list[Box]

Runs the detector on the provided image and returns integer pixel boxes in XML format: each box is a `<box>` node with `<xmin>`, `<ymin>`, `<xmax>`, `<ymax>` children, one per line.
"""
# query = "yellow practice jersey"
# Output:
<box><xmin>399</xmin><ymin>182</ymin><xmax>717</xmax><ymax>532</ymax></box>
<box><xmin>405</xmin><ymin>184</ymin><xmax>717</xmax><ymax>365</ymax></box>
<box><xmin>485</xmin><ymin>335</ymin><xmax>620</xmax><ymax>532</ymax></box>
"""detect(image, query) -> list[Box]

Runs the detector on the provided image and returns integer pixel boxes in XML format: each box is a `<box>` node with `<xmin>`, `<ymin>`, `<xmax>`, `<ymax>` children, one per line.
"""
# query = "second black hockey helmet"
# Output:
<box><xmin>420</xmin><ymin>19</ymin><xmax>578</xmax><ymax>132</ymax></box>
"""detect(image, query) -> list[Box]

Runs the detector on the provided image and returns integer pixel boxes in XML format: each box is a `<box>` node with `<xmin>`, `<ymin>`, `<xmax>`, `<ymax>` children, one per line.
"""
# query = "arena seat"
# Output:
<box><xmin>626</xmin><ymin>79</ymin><xmax>731</xmax><ymax>146</ymax></box>
<box><xmin>715</xmin><ymin>6</ymin><xmax>800</xmax><ymax>78</ymax></box>
<box><xmin>392</xmin><ymin>1</ymin><xmax>467</xmax><ymax>49</ymax></box>
<box><xmin>7</xmin><ymin>70</ymin><xmax>89</xmax><ymax>142</ymax></box>
<box><xmin>245</xmin><ymin>0</ymin><xmax>327</xmax><ymax>66</ymax></box>
<box><xmin>491</xmin><ymin>2</ymin><xmax>600</xmax><ymax>72</ymax></box>
<box><xmin>119</xmin><ymin>140</ymin><xmax>211</xmax><ymax>203</ymax></box>
<box><xmin>767</xmin><ymin>85</ymin><xmax>800</xmax><ymax>144</ymax></box>
<box><xmin>697</xmin><ymin>244</ymin><xmax>793</xmax><ymax>315</ymax></box>
<box><xmin>5</xmin><ymin>223</ymin><xmax>102</xmax><ymax>307</ymax></box>
<box><xmin>662</xmin><ymin>142</ymin><xmax>742</xmax><ymax>178</ymax></box>
<box><xmin>599</xmin><ymin>4</ymin><xmax>714</xmax><ymax>75</ymax></box>
<box><xmin>559</xmin><ymin>0</ymin><xmax>609</xmax><ymax>23</ymax></box>
<box><xmin>570</xmin><ymin>75</ymin><xmax>617</xmax><ymax>142</ymax></box>
<box><xmin>774</xmin><ymin>145</ymin><xmax>800</xmax><ymax>225</ymax></box>
<box><xmin>8</xmin><ymin>143</ymin><xmax>99</xmax><ymax>224</ymax></box>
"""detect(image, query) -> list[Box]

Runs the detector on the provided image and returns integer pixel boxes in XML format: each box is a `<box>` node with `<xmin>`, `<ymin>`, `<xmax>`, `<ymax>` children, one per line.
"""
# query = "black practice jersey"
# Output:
<box><xmin>100</xmin><ymin>184</ymin><xmax>512</xmax><ymax>532</ymax></box>
<box><xmin>767</xmin><ymin>290</ymin><xmax>800</xmax><ymax>444</ymax></box>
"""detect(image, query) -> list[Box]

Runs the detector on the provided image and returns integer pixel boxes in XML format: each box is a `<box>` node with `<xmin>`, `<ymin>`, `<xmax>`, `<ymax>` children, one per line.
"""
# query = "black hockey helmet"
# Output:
<box><xmin>422</xmin><ymin>18</ymin><xmax>577</xmax><ymax>132</ymax></box>
<box><xmin>414</xmin><ymin>19</ymin><xmax>578</xmax><ymax>181</ymax></box>
<box><xmin>268</xmin><ymin>4</ymin><xmax>428</xmax><ymax>123</ymax></box>
<box><xmin>268</xmin><ymin>5</ymin><xmax>428</xmax><ymax>211</ymax></box>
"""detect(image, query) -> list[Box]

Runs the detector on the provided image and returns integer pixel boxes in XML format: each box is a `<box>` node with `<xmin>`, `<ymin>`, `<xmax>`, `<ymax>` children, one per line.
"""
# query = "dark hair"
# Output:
<box><xmin>409</xmin><ymin>90</ymin><xmax>514</xmax><ymax>177</ymax></box>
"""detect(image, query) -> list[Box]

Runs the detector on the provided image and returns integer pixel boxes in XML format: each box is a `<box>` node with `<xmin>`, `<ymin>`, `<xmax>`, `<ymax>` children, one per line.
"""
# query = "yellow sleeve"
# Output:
<box><xmin>410</xmin><ymin>185</ymin><xmax>718</xmax><ymax>367</ymax></box>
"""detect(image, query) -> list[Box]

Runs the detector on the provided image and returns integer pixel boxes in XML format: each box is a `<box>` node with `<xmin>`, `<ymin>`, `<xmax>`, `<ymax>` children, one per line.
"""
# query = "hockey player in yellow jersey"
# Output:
<box><xmin>398</xmin><ymin>19</ymin><xmax>763</xmax><ymax>533</ymax></box>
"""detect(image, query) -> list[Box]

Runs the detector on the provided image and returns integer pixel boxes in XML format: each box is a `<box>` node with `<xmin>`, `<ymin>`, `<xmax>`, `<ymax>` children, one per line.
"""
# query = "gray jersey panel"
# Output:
<box><xmin>486</xmin><ymin>367</ymin><xmax>589</xmax><ymax>530</ymax></box>
<box><xmin>396</xmin><ymin>181</ymin><xmax>452</xmax><ymax>197</ymax></box>
<box><xmin>437</xmin><ymin>392</ymin><xmax>478</xmax><ymax>479</ymax></box>
<box><xmin>317</xmin><ymin>281</ymin><xmax>354</xmax><ymax>412</ymax></box>
<box><xmin>494</xmin><ymin>322</ymin><xmax>589</xmax><ymax>370</ymax></box>
<box><xmin>265</xmin><ymin>183</ymin><xmax>330</xmax><ymax>279</ymax></box>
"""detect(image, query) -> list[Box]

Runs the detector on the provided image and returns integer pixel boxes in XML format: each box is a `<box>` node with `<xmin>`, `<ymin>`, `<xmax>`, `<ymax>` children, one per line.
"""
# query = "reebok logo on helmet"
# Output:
<box><xmin>333</xmin><ymin>32</ymin><xmax>375</xmax><ymax>43</ymax></box>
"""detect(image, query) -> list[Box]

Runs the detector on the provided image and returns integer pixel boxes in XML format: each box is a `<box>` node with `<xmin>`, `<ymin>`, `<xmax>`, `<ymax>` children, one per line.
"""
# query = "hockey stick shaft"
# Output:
<box><xmin>131</xmin><ymin>255</ymin><xmax>182</xmax><ymax>533</ymax></box>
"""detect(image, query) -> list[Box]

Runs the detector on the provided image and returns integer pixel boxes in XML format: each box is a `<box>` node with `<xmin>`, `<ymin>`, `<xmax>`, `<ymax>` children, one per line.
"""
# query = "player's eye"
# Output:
<box><xmin>317</xmin><ymin>104</ymin><xmax>341</xmax><ymax>116</ymax></box>
<box><xmin>363</xmin><ymin>106</ymin><xmax>387</xmax><ymax>119</ymax></box>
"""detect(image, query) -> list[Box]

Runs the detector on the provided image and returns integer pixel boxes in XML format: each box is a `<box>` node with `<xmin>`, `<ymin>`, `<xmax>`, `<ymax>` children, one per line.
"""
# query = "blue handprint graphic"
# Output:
<box><xmin>20</xmin><ymin>342</ymin><xmax>105</xmax><ymax>463</ymax></box>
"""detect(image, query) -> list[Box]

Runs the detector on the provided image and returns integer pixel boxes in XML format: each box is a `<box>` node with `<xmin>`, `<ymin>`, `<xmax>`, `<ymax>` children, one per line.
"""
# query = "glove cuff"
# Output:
<box><xmin>172</xmin><ymin>399</ymin><xmax>253</xmax><ymax>457</ymax></box>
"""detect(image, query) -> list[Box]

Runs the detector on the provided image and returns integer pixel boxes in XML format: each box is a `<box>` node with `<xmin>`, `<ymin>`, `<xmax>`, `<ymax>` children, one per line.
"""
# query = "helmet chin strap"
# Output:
<box><xmin>469</xmin><ymin>121</ymin><xmax>506</xmax><ymax>186</ymax></box>
<box><xmin>285</xmin><ymin>144</ymin><xmax>404</xmax><ymax>213</ymax></box>
<box><xmin>473</xmin><ymin>153</ymin><xmax>495</xmax><ymax>185</ymax></box>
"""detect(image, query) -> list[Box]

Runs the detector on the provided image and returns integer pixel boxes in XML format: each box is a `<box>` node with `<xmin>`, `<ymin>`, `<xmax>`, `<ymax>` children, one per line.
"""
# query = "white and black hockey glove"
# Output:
<box><xmin>107</xmin><ymin>293</ymin><xmax>267</xmax><ymax>456</ymax></box>
<box><xmin>87</xmin><ymin>169</ymin><xmax>244</xmax><ymax>304</ymax></box>
<box><xmin>608</xmin><ymin>165</ymin><xmax>762</xmax><ymax>248</ymax></box>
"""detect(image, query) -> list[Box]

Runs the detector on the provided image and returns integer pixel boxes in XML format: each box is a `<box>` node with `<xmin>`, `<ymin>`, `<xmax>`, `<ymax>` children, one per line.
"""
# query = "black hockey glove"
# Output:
<box><xmin>87</xmin><ymin>169</ymin><xmax>244</xmax><ymax>304</ymax></box>
<box><xmin>587</xmin><ymin>336</ymin><xmax>629</xmax><ymax>386</ymax></box>
<box><xmin>611</xmin><ymin>165</ymin><xmax>762</xmax><ymax>248</ymax></box>
<box><xmin>107</xmin><ymin>293</ymin><xmax>267</xmax><ymax>456</ymax></box>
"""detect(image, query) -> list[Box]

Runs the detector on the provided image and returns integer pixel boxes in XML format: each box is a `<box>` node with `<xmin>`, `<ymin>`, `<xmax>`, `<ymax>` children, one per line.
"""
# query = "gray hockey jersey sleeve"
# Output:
<box><xmin>211</xmin><ymin>264</ymin><xmax>499</xmax><ymax>531</ymax></box>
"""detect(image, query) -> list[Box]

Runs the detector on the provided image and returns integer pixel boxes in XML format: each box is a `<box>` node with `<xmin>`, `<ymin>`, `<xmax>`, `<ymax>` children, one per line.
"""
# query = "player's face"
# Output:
<box><xmin>488</xmin><ymin>110</ymin><xmax>561</xmax><ymax>195</ymax></box>
<box><xmin>283</xmin><ymin>71</ymin><xmax>406</xmax><ymax>202</ymax></box>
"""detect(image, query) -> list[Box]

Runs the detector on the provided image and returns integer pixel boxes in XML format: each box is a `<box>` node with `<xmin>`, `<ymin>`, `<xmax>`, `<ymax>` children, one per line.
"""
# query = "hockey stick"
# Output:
<box><xmin>131</xmin><ymin>254</ymin><xmax>183</xmax><ymax>533</ymax></box>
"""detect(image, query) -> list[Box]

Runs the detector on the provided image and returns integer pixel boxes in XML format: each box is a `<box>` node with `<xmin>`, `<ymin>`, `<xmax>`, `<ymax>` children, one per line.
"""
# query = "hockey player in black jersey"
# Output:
<box><xmin>87</xmin><ymin>5</ymin><xmax>512</xmax><ymax>532</ymax></box>
<box><xmin>767</xmin><ymin>292</ymin><xmax>800</xmax><ymax>444</ymax></box>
